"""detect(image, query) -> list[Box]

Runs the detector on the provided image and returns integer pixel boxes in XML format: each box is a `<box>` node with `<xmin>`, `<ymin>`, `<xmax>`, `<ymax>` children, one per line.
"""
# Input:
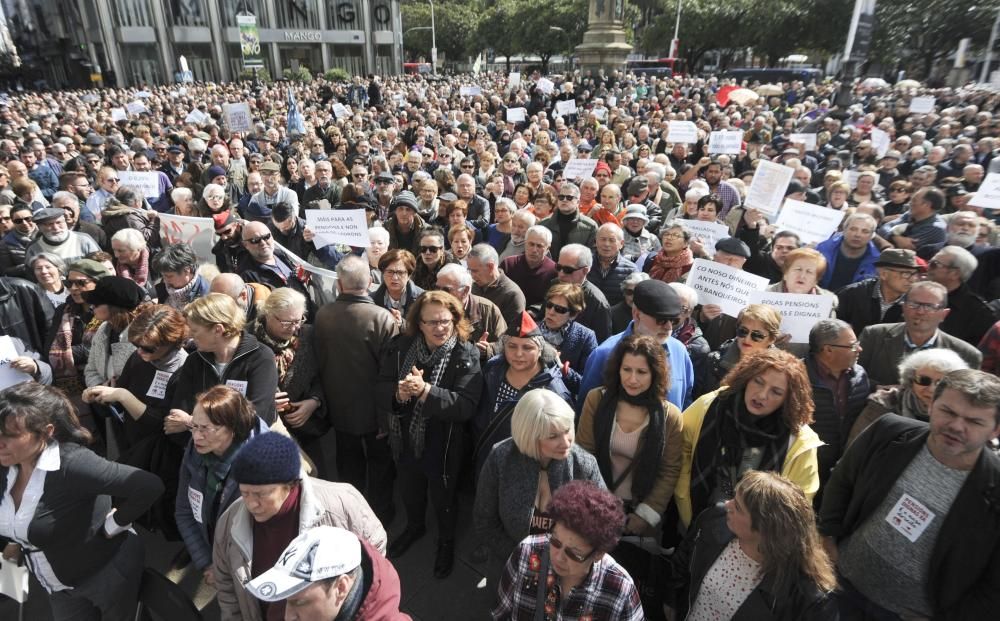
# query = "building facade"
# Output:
<box><xmin>6</xmin><ymin>0</ymin><xmax>403</xmax><ymax>88</ymax></box>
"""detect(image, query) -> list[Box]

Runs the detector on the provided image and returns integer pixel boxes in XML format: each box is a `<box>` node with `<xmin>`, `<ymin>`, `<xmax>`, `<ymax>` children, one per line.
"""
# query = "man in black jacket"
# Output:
<box><xmin>0</xmin><ymin>275</ymin><xmax>54</xmax><ymax>353</ymax></box>
<box><xmin>819</xmin><ymin>369</ymin><xmax>1000</xmax><ymax>620</ymax></box>
<box><xmin>836</xmin><ymin>248</ymin><xmax>921</xmax><ymax>336</ymax></box>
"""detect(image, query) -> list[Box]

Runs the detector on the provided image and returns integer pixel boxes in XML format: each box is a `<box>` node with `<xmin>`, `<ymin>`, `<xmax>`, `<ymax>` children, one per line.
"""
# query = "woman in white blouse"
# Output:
<box><xmin>674</xmin><ymin>471</ymin><xmax>838</xmax><ymax>621</ymax></box>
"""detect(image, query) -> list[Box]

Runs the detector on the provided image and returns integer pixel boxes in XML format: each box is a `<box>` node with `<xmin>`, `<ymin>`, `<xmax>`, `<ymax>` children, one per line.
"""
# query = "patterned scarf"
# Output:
<box><xmin>388</xmin><ymin>334</ymin><xmax>457</xmax><ymax>459</ymax></box>
<box><xmin>649</xmin><ymin>248</ymin><xmax>694</xmax><ymax>282</ymax></box>
<box><xmin>166</xmin><ymin>277</ymin><xmax>198</xmax><ymax>309</ymax></box>
<box><xmin>116</xmin><ymin>247</ymin><xmax>150</xmax><ymax>287</ymax></box>
<box><xmin>539</xmin><ymin>320</ymin><xmax>571</xmax><ymax>349</ymax></box>
<box><xmin>252</xmin><ymin>317</ymin><xmax>298</xmax><ymax>387</ymax></box>
<box><xmin>673</xmin><ymin>318</ymin><xmax>697</xmax><ymax>345</ymax></box>
<box><xmin>49</xmin><ymin>306</ymin><xmax>78</xmax><ymax>380</ymax></box>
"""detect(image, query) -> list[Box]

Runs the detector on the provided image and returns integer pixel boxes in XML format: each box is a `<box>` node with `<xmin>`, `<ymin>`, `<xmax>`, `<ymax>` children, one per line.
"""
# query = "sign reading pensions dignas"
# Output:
<box><xmin>305</xmin><ymin>209</ymin><xmax>369</xmax><ymax>248</ymax></box>
<box><xmin>748</xmin><ymin>290</ymin><xmax>834</xmax><ymax>343</ymax></box>
<box><xmin>685</xmin><ymin>259</ymin><xmax>769</xmax><ymax>318</ymax></box>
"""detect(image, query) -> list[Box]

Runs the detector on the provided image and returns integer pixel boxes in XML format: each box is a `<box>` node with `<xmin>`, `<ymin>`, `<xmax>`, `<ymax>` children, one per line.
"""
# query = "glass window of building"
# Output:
<box><xmin>275</xmin><ymin>0</ymin><xmax>320</xmax><ymax>30</ymax></box>
<box><xmin>220</xmin><ymin>0</ymin><xmax>268</xmax><ymax>28</ymax></box>
<box><xmin>168</xmin><ymin>2</ymin><xmax>210</xmax><ymax>27</ymax></box>
<box><xmin>325</xmin><ymin>0</ymin><xmax>363</xmax><ymax>30</ymax></box>
<box><xmin>112</xmin><ymin>0</ymin><xmax>155</xmax><ymax>28</ymax></box>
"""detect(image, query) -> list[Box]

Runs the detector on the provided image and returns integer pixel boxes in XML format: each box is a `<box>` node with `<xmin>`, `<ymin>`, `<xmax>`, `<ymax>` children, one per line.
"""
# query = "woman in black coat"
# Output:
<box><xmin>376</xmin><ymin>290</ymin><xmax>482</xmax><ymax>579</ymax></box>
<box><xmin>0</xmin><ymin>382</ymin><xmax>163</xmax><ymax>621</ymax></box>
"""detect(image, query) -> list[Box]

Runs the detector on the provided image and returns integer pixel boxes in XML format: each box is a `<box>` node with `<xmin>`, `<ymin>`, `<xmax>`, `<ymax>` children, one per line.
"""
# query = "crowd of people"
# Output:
<box><xmin>0</xmin><ymin>67</ymin><xmax>1000</xmax><ymax>620</ymax></box>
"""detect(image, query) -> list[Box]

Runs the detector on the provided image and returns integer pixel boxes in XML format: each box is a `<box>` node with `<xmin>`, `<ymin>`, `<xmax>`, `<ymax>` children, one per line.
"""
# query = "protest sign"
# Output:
<box><xmin>745</xmin><ymin>160</ymin><xmax>794</xmax><ymax>216</ymax></box>
<box><xmin>158</xmin><ymin>212</ymin><xmax>216</xmax><ymax>263</ymax></box>
<box><xmin>678</xmin><ymin>220</ymin><xmax>731</xmax><ymax>256</ymax></box>
<box><xmin>748</xmin><ymin>290</ymin><xmax>834</xmax><ymax>343</ymax></box>
<box><xmin>592</xmin><ymin>107</ymin><xmax>607</xmax><ymax>121</ymax></box>
<box><xmin>110</xmin><ymin>108</ymin><xmax>127</xmax><ymax>122</ymax></box>
<box><xmin>185</xmin><ymin>109</ymin><xmax>208</xmax><ymax>124</ymax></box>
<box><xmin>846</xmin><ymin>170</ymin><xmax>860</xmax><ymax>189</ymax></box>
<box><xmin>774</xmin><ymin>199</ymin><xmax>844</xmax><ymax>245</ymax></box>
<box><xmin>459</xmin><ymin>86</ymin><xmax>482</xmax><ymax>97</ymax></box>
<box><xmin>304</xmin><ymin>209</ymin><xmax>369</xmax><ymax>248</ymax></box>
<box><xmin>508</xmin><ymin>72</ymin><xmax>521</xmax><ymax>87</ymax></box>
<box><xmin>223</xmin><ymin>102</ymin><xmax>252</xmax><ymax>132</ymax></box>
<box><xmin>506</xmin><ymin>107</ymin><xmax>526</xmax><ymax>123</ymax></box>
<box><xmin>668</xmin><ymin>120</ymin><xmax>699</xmax><ymax>144</ymax></box>
<box><xmin>118</xmin><ymin>172</ymin><xmax>161</xmax><ymax>200</ymax></box>
<box><xmin>909</xmin><ymin>96</ymin><xmax>936</xmax><ymax>114</ymax></box>
<box><xmin>607</xmin><ymin>96</ymin><xmax>617</xmax><ymax>107</ymax></box>
<box><xmin>563</xmin><ymin>158</ymin><xmax>598</xmax><ymax>180</ymax></box>
<box><xmin>555</xmin><ymin>99</ymin><xmax>578</xmax><ymax>116</ymax></box>
<box><xmin>685</xmin><ymin>259</ymin><xmax>770</xmax><ymax>317</ymax></box>
<box><xmin>0</xmin><ymin>336</ymin><xmax>32</xmax><ymax>390</ymax></box>
<box><xmin>870</xmin><ymin>127</ymin><xmax>891</xmax><ymax>157</ymax></box>
<box><xmin>126</xmin><ymin>100</ymin><xmax>147</xmax><ymax>116</ymax></box>
<box><xmin>332</xmin><ymin>103</ymin><xmax>349</xmax><ymax>119</ymax></box>
<box><xmin>708</xmin><ymin>131</ymin><xmax>743</xmax><ymax>154</ymax></box>
<box><xmin>537</xmin><ymin>77</ymin><xmax>555</xmax><ymax>95</ymax></box>
<box><xmin>969</xmin><ymin>173</ymin><xmax>1000</xmax><ymax>210</ymax></box>
<box><xmin>789</xmin><ymin>133</ymin><xmax>817</xmax><ymax>151</ymax></box>
<box><xmin>274</xmin><ymin>241</ymin><xmax>339</xmax><ymax>306</ymax></box>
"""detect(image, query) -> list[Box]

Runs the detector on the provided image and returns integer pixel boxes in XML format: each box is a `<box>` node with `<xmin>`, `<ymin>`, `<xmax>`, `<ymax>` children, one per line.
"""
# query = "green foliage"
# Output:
<box><xmin>402</xmin><ymin>0</ymin><xmax>484</xmax><ymax>63</ymax></box>
<box><xmin>282</xmin><ymin>66</ymin><xmax>313</xmax><ymax>82</ymax></box>
<box><xmin>237</xmin><ymin>67</ymin><xmax>272</xmax><ymax>83</ymax></box>
<box><xmin>324</xmin><ymin>68</ymin><xmax>351</xmax><ymax>82</ymax></box>
<box><xmin>510</xmin><ymin>0</ymin><xmax>589</xmax><ymax>71</ymax></box>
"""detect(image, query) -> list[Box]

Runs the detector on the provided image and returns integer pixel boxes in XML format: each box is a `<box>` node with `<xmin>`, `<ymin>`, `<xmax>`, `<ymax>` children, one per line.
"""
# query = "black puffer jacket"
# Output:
<box><xmin>0</xmin><ymin>276</ymin><xmax>54</xmax><ymax>353</ymax></box>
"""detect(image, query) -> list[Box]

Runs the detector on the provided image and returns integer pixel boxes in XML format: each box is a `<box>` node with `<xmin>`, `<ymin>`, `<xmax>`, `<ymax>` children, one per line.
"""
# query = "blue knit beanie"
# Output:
<box><xmin>231</xmin><ymin>432</ymin><xmax>301</xmax><ymax>485</ymax></box>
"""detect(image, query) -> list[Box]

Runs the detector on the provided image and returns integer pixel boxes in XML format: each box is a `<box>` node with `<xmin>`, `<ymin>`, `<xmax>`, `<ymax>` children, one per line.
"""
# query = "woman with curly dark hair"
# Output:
<box><xmin>674</xmin><ymin>348</ymin><xmax>821</xmax><ymax>528</ymax></box>
<box><xmin>492</xmin><ymin>480</ymin><xmax>643</xmax><ymax>620</ymax></box>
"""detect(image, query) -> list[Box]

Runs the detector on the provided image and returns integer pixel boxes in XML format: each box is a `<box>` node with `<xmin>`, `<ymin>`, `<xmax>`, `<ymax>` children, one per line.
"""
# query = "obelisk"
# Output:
<box><xmin>575</xmin><ymin>0</ymin><xmax>631</xmax><ymax>74</ymax></box>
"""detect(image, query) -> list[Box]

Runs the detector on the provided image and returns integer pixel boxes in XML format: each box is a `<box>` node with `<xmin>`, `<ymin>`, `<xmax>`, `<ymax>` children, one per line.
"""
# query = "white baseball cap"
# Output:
<box><xmin>245</xmin><ymin>526</ymin><xmax>362</xmax><ymax>602</ymax></box>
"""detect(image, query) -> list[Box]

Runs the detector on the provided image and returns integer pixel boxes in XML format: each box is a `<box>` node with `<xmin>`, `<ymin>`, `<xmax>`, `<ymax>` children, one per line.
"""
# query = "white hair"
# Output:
<box><xmin>111</xmin><ymin>227</ymin><xmax>147</xmax><ymax>251</ymax></box>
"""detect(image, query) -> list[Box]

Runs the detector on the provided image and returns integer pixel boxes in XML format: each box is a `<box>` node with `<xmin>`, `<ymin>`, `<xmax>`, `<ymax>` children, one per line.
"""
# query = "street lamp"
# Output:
<box><xmin>428</xmin><ymin>0</ymin><xmax>437</xmax><ymax>75</ymax></box>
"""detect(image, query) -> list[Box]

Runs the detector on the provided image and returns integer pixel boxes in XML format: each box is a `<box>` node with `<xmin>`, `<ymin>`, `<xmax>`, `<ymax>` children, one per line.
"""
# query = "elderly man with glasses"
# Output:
<box><xmin>837</xmin><ymin>248</ymin><xmax>924</xmax><ymax>336</ymax></box>
<box><xmin>237</xmin><ymin>221</ymin><xmax>313</xmax><ymax>314</ymax></box>
<box><xmin>926</xmin><ymin>245</ymin><xmax>998</xmax><ymax>347</ymax></box>
<box><xmin>538</xmin><ymin>182</ymin><xmax>597</xmax><ymax>259</ymax></box>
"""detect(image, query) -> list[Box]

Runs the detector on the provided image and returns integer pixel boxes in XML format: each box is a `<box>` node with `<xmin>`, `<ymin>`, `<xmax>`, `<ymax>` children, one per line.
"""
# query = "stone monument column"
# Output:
<box><xmin>575</xmin><ymin>0</ymin><xmax>631</xmax><ymax>74</ymax></box>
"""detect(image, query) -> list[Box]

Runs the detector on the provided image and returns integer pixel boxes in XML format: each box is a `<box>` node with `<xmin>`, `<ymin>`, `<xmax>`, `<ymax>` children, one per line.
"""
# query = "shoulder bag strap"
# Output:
<box><xmin>534</xmin><ymin>544</ymin><xmax>550</xmax><ymax>621</ymax></box>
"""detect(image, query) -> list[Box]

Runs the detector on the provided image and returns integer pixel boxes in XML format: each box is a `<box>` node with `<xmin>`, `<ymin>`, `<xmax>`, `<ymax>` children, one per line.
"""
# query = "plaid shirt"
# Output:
<box><xmin>710</xmin><ymin>180</ymin><xmax>742</xmax><ymax>218</ymax></box>
<box><xmin>492</xmin><ymin>534</ymin><xmax>643</xmax><ymax>621</ymax></box>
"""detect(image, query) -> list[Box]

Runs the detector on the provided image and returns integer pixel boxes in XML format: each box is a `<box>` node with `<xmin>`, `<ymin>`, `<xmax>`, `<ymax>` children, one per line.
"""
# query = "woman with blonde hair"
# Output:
<box><xmin>706</xmin><ymin>304</ymin><xmax>784</xmax><ymax>392</ymax></box>
<box><xmin>674</xmin><ymin>470</ymin><xmax>838</xmax><ymax>620</ymax></box>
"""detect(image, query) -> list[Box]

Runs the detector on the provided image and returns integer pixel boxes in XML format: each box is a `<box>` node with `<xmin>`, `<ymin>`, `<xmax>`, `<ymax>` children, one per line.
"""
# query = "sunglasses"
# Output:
<box><xmin>557</xmin><ymin>195</ymin><xmax>578</xmax><ymax>201</ymax></box>
<box><xmin>244</xmin><ymin>233</ymin><xmax>272</xmax><ymax>245</ymax></box>
<box><xmin>549</xmin><ymin>534</ymin><xmax>593</xmax><ymax>563</ymax></box>
<box><xmin>131</xmin><ymin>342</ymin><xmax>159</xmax><ymax>354</ymax></box>
<box><xmin>65</xmin><ymin>278</ymin><xmax>92</xmax><ymax>288</ymax></box>
<box><xmin>105</xmin><ymin>178</ymin><xmax>120</xmax><ymax>183</ymax></box>
<box><xmin>913</xmin><ymin>375</ymin><xmax>940</xmax><ymax>387</ymax></box>
<box><xmin>736</xmin><ymin>326</ymin><xmax>768</xmax><ymax>342</ymax></box>
<box><xmin>545</xmin><ymin>301</ymin><xmax>571</xmax><ymax>314</ymax></box>
<box><xmin>556</xmin><ymin>264</ymin><xmax>584</xmax><ymax>275</ymax></box>
<box><xmin>419</xmin><ymin>245</ymin><xmax>443</xmax><ymax>254</ymax></box>
<box><xmin>12</xmin><ymin>216</ymin><xmax>32</xmax><ymax>224</ymax></box>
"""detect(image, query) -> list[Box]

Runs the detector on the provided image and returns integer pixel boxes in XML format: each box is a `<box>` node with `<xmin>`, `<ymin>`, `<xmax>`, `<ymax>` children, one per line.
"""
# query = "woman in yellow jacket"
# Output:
<box><xmin>674</xmin><ymin>348</ymin><xmax>822</xmax><ymax>527</ymax></box>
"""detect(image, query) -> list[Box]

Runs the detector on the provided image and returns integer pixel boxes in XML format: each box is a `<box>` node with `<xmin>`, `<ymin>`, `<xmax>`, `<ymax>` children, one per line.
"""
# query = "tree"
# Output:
<box><xmin>511</xmin><ymin>0</ymin><xmax>589</xmax><ymax>73</ymax></box>
<box><xmin>475</xmin><ymin>0</ymin><xmax>520</xmax><ymax>74</ymax></box>
<box><xmin>401</xmin><ymin>0</ymin><xmax>483</xmax><ymax>65</ymax></box>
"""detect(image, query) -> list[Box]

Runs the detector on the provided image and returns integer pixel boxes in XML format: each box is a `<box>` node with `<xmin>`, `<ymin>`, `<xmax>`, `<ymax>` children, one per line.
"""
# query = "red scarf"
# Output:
<box><xmin>649</xmin><ymin>248</ymin><xmax>694</xmax><ymax>283</ymax></box>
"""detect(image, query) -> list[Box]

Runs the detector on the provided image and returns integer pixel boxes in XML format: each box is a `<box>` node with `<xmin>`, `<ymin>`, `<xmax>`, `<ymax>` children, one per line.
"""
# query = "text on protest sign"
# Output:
<box><xmin>592</xmin><ymin>107</ymin><xmax>607</xmax><ymax>121</ymax></box>
<box><xmin>537</xmin><ymin>77</ymin><xmax>555</xmax><ymax>95</ymax></box>
<box><xmin>678</xmin><ymin>220</ymin><xmax>731</xmax><ymax>256</ymax></box>
<box><xmin>685</xmin><ymin>258</ymin><xmax>770</xmax><ymax>318</ymax></box>
<box><xmin>870</xmin><ymin>127</ymin><xmax>891</xmax><ymax>158</ymax></box>
<box><xmin>110</xmin><ymin>108</ymin><xmax>127</xmax><ymax>122</ymax></box>
<box><xmin>459</xmin><ymin>86</ymin><xmax>482</xmax><ymax>97</ymax></box>
<box><xmin>555</xmin><ymin>100</ymin><xmax>578</xmax><ymax>116</ymax></box>
<box><xmin>969</xmin><ymin>173</ymin><xmax>1000</xmax><ymax>210</ymax></box>
<box><xmin>508</xmin><ymin>72</ymin><xmax>521</xmax><ymax>87</ymax></box>
<box><xmin>748</xmin><ymin>290</ymin><xmax>834</xmax><ymax>343</ymax></box>
<box><xmin>562</xmin><ymin>158</ymin><xmax>598</xmax><ymax>180</ymax></box>
<box><xmin>126</xmin><ymin>101</ymin><xmax>147</xmax><ymax>116</ymax></box>
<box><xmin>274</xmin><ymin>241</ymin><xmax>339</xmax><ymax>306</ymax></box>
<box><xmin>118</xmin><ymin>172</ymin><xmax>161</xmax><ymax>200</ymax></box>
<box><xmin>223</xmin><ymin>103</ymin><xmax>252</xmax><ymax>132</ymax></box>
<box><xmin>774</xmin><ymin>199</ymin><xmax>844</xmax><ymax>245</ymax></box>
<box><xmin>185</xmin><ymin>109</ymin><xmax>208</xmax><ymax>125</ymax></box>
<box><xmin>0</xmin><ymin>336</ymin><xmax>32</xmax><ymax>390</ymax></box>
<box><xmin>158</xmin><ymin>212</ymin><xmax>216</xmax><ymax>264</ymax></box>
<box><xmin>745</xmin><ymin>160</ymin><xmax>794</xmax><ymax>216</ymax></box>
<box><xmin>332</xmin><ymin>103</ymin><xmax>350</xmax><ymax>119</ymax></box>
<box><xmin>668</xmin><ymin>121</ymin><xmax>699</xmax><ymax>144</ymax></box>
<box><xmin>708</xmin><ymin>131</ymin><xmax>743</xmax><ymax>155</ymax></box>
<box><xmin>789</xmin><ymin>133</ymin><xmax>817</xmax><ymax>151</ymax></box>
<box><xmin>304</xmin><ymin>209</ymin><xmax>370</xmax><ymax>248</ymax></box>
<box><xmin>909</xmin><ymin>96</ymin><xmax>936</xmax><ymax>114</ymax></box>
<box><xmin>506</xmin><ymin>107</ymin><xmax>526</xmax><ymax>123</ymax></box>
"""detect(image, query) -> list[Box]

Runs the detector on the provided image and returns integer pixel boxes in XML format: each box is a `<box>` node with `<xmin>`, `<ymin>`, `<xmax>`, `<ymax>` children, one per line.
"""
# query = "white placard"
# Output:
<box><xmin>275</xmin><ymin>241</ymin><xmax>339</xmax><ymax>306</ymax></box>
<box><xmin>126</xmin><ymin>100</ymin><xmax>147</xmax><ymax>116</ymax></box>
<box><xmin>185</xmin><ymin>109</ymin><xmax>208</xmax><ymax>125</ymax></box>
<box><xmin>0</xmin><ymin>336</ymin><xmax>32</xmax><ymax>390</ymax></box>
<box><xmin>508</xmin><ymin>72</ymin><xmax>521</xmax><ymax>87</ymax></box>
<box><xmin>592</xmin><ymin>107</ymin><xmax>607</xmax><ymax>121</ymax></box>
<box><xmin>789</xmin><ymin>133</ymin><xmax>817</xmax><ymax>151</ymax></box>
<box><xmin>909</xmin><ymin>96</ymin><xmax>936</xmax><ymax>114</ymax></box>
<box><xmin>158</xmin><ymin>212</ymin><xmax>216</xmax><ymax>264</ymax></box>
<box><xmin>305</xmin><ymin>209</ymin><xmax>370</xmax><ymax>248</ymax></box>
<box><xmin>136</xmin><ymin>90</ymin><xmax>152</xmax><ymax>99</ymax></box>
<box><xmin>332</xmin><ymin>103</ymin><xmax>349</xmax><ymax>119</ymax></box>
<box><xmin>774</xmin><ymin>199</ymin><xmax>844</xmax><ymax>245</ymax></box>
<box><xmin>871</xmin><ymin>127</ymin><xmax>891</xmax><ymax>158</ymax></box>
<box><xmin>607</xmin><ymin>96</ymin><xmax>617</xmax><ymax>107</ymax></box>
<box><xmin>537</xmin><ymin>77</ymin><xmax>555</xmax><ymax>95</ymax></box>
<box><xmin>225</xmin><ymin>379</ymin><xmax>248</xmax><ymax>396</ymax></box>
<box><xmin>747</xmin><ymin>290</ymin><xmax>834</xmax><ymax>343</ymax></box>
<box><xmin>884</xmin><ymin>492</ymin><xmax>935</xmax><ymax>543</ymax></box>
<box><xmin>970</xmin><ymin>173</ymin><xmax>1000</xmax><ymax>210</ymax></box>
<box><xmin>668</xmin><ymin>120</ymin><xmax>699</xmax><ymax>144</ymax></box>
<box><xmin>846</xmin><ymin>170</ymin><xmax>860</xmax><ymax>190</ymax></box>
<box><xmin>684</xmin><ymin>259</ymin><xmax>770</xmax><ymax>318</ymax></box>
<box><xmin>678</xmin><ymin>220</ymin><xmax>731</xmax><ymax>256</ymax></box>
<box><xmin>223</xmin><ymin>102</ymin><xmax>252</xmax><ymax>132</ymax></box>
<box><xmin>563</xmin><ymin>158</ymin><xmax>599</xmax><ymax>180</ymax></box>
<box><xmin>506</xmin><ymin>107</ymin><xmax>526</xmax><ymax>123</ymax></box>
<box><xmin>459</xmin><ymin>86</ymin><xmax>482</xmax><ymax>97</ymax></box>
<box><xmin>708</xmin><ymin>131</ymin><xmax>743</xmax><ymax>154</ymax></box>
<box><xmin>745</xmin><ymin>160</ymin><xmax>794</xmax><ymax>216</ymax></box>
<box><xmin>118</xmin><ymin>171</ymin><xmax>161</xmax><ymax>200</ymax></box>
<box><xmin>146</xmin><ymin>370</ymin><xmax>172</xmax><ymax>399</ymax></box>
<box><xmin>188</xmin><ymin>487</ymin><xmax>204</xmax><ymax>523</ymax></box>
<box><xmin>555</xmin><ymin>100</ymin><xmax>578</xmax><ymax>116</ymax></box>
<box><xmin>110</xmin><ymin>108</ymin><xmax>127</xmax><ymax>122</ymax></box>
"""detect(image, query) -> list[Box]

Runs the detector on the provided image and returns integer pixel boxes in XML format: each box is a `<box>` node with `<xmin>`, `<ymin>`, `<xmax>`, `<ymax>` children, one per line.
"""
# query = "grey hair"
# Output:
<box><xmin>842</xmin><ymin>212</ymin><xmax>877</xmax><ymax>232</ymax></box>
<box><xmin>668</xmin><ymin>282</ymin><xmax>698</xmax><ymax>310</ymax></box>
<box><xmin>898</xmin><ymin>349</ymin><xmax>969</xmax><ymax>386</ymax></box>
<box><xmin>621</xmin><ymin>272</ymin><xmax>650</xmax><ymax>291</ymax></box>
<box><xmin>512</xmin><ymin>210</ymin><xmax>537</xmax><ymax>227</ymax></box>
<box><xmin>260</xmin><ymin>287</ymin><xmax>307</xmax><ymax>317</ymax></box>
<box><xmin>494</xmin><ymin>197</ymin><xmax>516</xmax><ymax>214</ymax></box>
<box><xmin>645</xmin><ymin>162</ymin><xmax>665</xmax><ymax>181</ymax></box>
<box><xmin>808</xmin><ymin>318</ymin><xmax>853</xmax><ymax>354</ymax></box>
<box><xmin>510</xmin><ymin>389</ymin><xmax>575</xmax><ymax>460</ymax></box>
<box><xmin>526</xmin><ymin>225</ymin><xmax>552</xmax><ymax>245</ymax></box>
<box><xmin>560</xmin><ymin>243</ymin><xmax>593</xmax><ymax>268</ymax></box>
<box><xmin>933</xmin><ymin>369</ymin><xmax>1000</xmax><ymax>425</ymax></box>
<box><xmin>51</xmin><ymin>190</ymin><xmax>77</xmax><ymax>207</ymax></box>
<box><xmin>906</xmin><ymin>280</ymin><xmax>949</xmax><ymax>306</ymax></box>
<box><xmin>436</xmin><ymin>262</ymin><xmax>473</xmax><ymax>288</ymax></box>
<box><xmin>368</xmin><ymin>227</ymin><xmax>389</xmax><ymax>244</ymax></box>
<box><xmin>336</xmin><ymin>255</ymin><xmax>372</xmax><ymax>292</ymax></box>
<box><xmin>597</xmin><ymin>222</ymin><xmax>624</xmax><ymax>242</ymax></box>
<box><xmin>468</xmin><ymin>243</ymin><xmax>499</xmax><ymax>266</ymax></box>
<box><xmin>934</xmin><ymin>246</ymin><xmax>978</xmax><ymax>281</ymax></box>
<box><xmin>111</xmin><ymin>227</ymin><xmax>147</xmax><ymax>251</ymax></box>
<box><xmin>151</xmin><ymin>243</ymin><xmax>199</xmax><ymax>274</ymax></box>
<box><xmin>171</xmin><ymin>187</ymin><xmax>193</xmax><ymax>202</ymax></box>
<box><xmin>27</xmin><ymin>252</ymin><xmax>67</xmax><ymax>275</ymax></box>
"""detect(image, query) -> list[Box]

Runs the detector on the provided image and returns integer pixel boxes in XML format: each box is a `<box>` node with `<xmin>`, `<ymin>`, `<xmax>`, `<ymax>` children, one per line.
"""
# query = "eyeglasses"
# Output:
<box><xmin>65</xmin><ymin>278</ymin><xmax>92</xmax><ymax>289</ymax></box>
<box><xmin>376</xmin><ymin>179</ymin><xmax>393</xmax><ymax>185</ymax></box>
<box><xmin>205</xmin><ymin>194</ymin><xmax>225</xmax><ymax>201</ymax></box>
<box><xmin>883</xmin><ymin>268</ymin><xmax>920</xmax><ymax>281</ymax></box>
<box><xmin>274</xmin><ymin>316</ymin><xmax>306</xmax><ymax>329</ymax></box>
<box><xmin>912</xmin><ymin>374</ymin><xmax>940</xmax><ymax>387</ymax></box>
<box><xmin>903</xmin><ymin>299</ymin><xmax>945</xmax><ymax>312</ymax></box>
<box><xmin>131</xmin><ymin>342</ymin><xmax>159</xmax><ymax>354</ymax></box>
<box><xmin>549</xmin><ymin>534</ymin><xmax>593</xmax><ymax>563</ymax></box>
<box><xmin>461</xmin><ymin>164</ymin><xmax>474</xmax><ymax>169</ymax></box>
<box><xmin>662</xmin><ymin>232</ymin><xmax>685</xmax><ymax>239</ymax></box>
<box><xmin>104</xmin><ymin>177</ymin><xmax>120</xmax><ymax>184</ymax></box>
<box><xmin>244</xmin><ymin>233</ymin><xmax>272</xmax><ymax>245</ymax></box>
<box><xmin>545</xmin><ymin>301</ymin><xmax>571</xmax><ymax>314</ymax></box>
<box><xmin>649</xmin><ymin>315</ymin><xmax>678</xmax><ymax>327</ymax></box>
<box><xmin>827</xmin><ymin>341</ymin><xmax>861</xmax><ymax>351</ymax></box>
<box><xmin>353</xmin><ymin>173</ymin><xmax>368</xmax><ymax>179</ymax></box>
<box><xmin>557</xmin><ymin>194</ymin><xmax>578</xmax><ymax>201</ymax></box>
<box><xmin>187</xmin><ymin>422</ymin><xmax>222</xmax><ymax>436</ymax></box>
<box><xmin>419</xmin><ymin>245</ymin><xmax>443</xmax><ymax>254</ymax></box>
<box><xmin>736</xmin><ymin>326</ymin><xmax>768</xmax><ymax>342</ymax></box>
<box><xmin>929</xmin><ymin>259</ymin><xmax>958</xmax><ymax>271</ymax></box>
<box><xmin>420</xmin><ymin>318</ymin><xmax>452</xmax><ymax>328</ymax></box>
<box><xmin>384</xmin><ymin>269</ymin><xmax>408</xmax><ymax>277</ymax></box>
<box><xmin>556</xmin><ymin>264</ymin><xmax>585</xmax><ymax>275</ymax></box>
